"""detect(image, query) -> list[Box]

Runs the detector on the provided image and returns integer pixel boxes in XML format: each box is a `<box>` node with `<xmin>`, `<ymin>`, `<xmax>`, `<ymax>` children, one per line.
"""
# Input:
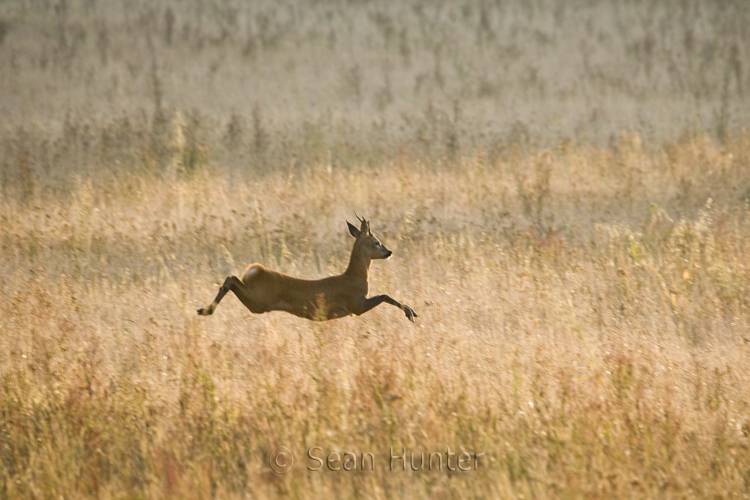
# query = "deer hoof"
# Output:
<box><xmin>405</xmin><ymin>307</ymin><xmax>418</xmax><ymax>322</ymax></box>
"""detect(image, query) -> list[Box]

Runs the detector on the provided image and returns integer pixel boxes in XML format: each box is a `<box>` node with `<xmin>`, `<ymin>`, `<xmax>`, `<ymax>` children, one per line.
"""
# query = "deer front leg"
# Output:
<box><xmin>356</xmin><ymin>295</ymin><xmax>418</xmax><ymax>322</ymax></box>
<box><xmin>198</xmin><ymin>276</ymin><xmax>243</xmax><ymax>315</ymax></box>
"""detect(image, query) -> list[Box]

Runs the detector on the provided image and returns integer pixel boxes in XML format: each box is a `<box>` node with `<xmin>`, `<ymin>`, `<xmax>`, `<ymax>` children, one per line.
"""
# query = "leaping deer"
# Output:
<box><xmin>197</xmin><ymin>214</ymin><xmax>418</xmax><ymax>322</ymax></box>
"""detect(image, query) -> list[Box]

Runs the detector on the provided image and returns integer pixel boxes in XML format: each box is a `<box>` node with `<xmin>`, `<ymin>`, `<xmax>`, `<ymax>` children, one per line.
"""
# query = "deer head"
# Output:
<box><xmin>347</xmin><ymin>213</ymin><xmax>392</xmax><ymax>260</ymax></box>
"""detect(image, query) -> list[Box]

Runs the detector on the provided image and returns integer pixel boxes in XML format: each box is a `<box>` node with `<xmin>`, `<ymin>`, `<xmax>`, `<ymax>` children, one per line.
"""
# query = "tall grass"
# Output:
<box><xmin>2</xmin><ymin>0</ymin><xmax>750</xmax><ymax>497</ymax></box>
<box><xmin>1</xmin><ymin>0</ymin><xmax>748</xmax><ymax>154</ymax></box>
<box><xmin>1</xmin><ymin>131</ymin><xmax>749</xmax><ymax>498</ymax></box>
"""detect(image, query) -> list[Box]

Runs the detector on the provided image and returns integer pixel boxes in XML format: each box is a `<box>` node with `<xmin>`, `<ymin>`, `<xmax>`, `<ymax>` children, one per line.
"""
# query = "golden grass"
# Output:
<box><xmin>2</xmin><ymin>1</ymin><xmax>749</xmax><ymax>497</ymax></box>
<box><xmin>1</xmin><ymin>131</ymin><xmax>750</xmax><ymax>499</ymax></box>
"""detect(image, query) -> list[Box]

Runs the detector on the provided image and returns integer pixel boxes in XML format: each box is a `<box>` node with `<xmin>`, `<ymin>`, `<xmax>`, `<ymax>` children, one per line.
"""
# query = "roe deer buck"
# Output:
<box><xmin>197</xmin><ymin>214</ymin><xmax>418</xmax><ymax>322</ymax></box>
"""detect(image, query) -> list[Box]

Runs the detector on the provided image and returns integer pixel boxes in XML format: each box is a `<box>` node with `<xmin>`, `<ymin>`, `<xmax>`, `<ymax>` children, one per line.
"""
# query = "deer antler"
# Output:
<box><xmin>355</xmin><ymin>212</ymin><xmax>371</xmax><ymax>232</ymax></box>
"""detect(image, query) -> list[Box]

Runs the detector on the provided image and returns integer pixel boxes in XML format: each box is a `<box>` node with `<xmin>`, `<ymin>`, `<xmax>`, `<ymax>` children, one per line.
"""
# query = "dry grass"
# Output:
<box><xmin>2</xmin><ymin>0</ymin><xmax>750</xmax><ymax>498</ymax></box>
<box><xmin>1</xmin><ymin>0</ymin><xmax>748</xmax><ymax>152</ymax></box>
<box><xmin>1</xmin><ymin>126</ymin><xmax>750</xmax><ymax>498</ymax></box>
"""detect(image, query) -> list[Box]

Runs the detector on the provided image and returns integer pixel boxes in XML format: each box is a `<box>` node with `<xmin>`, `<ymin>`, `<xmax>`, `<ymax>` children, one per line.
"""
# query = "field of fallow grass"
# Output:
<box><xmin>2</xmin><ymin>0</ymin><xmax>750</xmax><ymax>497</ymax></box>
<box><xmin>1</xmin><ymin>124</ymin><xmax>750</xmax><ymax>498</ymax></box>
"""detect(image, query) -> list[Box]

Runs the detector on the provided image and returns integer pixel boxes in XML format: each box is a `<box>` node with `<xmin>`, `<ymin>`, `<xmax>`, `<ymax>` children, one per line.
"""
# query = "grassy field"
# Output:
<box><xmin>2</xmin><ymin>128</ymin><xmax>750</xmax><ymax>498</ymax></box>
<box><xmin>2</xmin><ymin>0</ymin><xmax>750</xmax><ymax>498</ymax></box>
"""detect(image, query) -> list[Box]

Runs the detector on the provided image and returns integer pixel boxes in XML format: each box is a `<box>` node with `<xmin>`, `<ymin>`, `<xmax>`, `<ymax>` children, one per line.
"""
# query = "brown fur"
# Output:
<box><xmin>197</xmin><ymin>215</ymin><xmax>418</xmax><ymax>322</ymax></box>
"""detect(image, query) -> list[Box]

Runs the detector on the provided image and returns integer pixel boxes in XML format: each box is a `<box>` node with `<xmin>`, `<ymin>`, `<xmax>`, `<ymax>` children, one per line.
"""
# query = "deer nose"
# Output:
<box><xmin>385</xmin><ymin>250</ymin><xmax>393</xmax><ymax>258</ymax></box>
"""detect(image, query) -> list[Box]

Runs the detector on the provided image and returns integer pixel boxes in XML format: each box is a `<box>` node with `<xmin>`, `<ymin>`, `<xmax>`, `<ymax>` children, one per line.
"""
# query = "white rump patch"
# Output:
<box><xmin>244</xmin><ymin>266</ymin><xmax>261</xmax><ymax>280</ymax></box>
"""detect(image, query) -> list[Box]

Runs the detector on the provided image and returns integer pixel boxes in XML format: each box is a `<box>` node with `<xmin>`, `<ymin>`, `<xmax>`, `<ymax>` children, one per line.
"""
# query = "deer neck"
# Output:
<box><xmin>344</xmin><ymin>241</ymin><xmax>372</xmax><ymax>282</ymax></box>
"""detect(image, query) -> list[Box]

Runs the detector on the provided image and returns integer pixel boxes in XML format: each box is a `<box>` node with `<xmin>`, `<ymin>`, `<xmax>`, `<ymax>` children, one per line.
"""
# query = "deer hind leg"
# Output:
<box><xmin>198</xmin><ymin>276</ymin><xmax>236</xmax><ymax>315</ymax></box>
<box><xmin>198</xmin><ymin>275</ymin><xmax>269</xmax><ymax>316</ymax></box>
<box><xmin>228</xmin><ymin>275</ymin><xmax>269</xmax><ymax>314</ymax></box>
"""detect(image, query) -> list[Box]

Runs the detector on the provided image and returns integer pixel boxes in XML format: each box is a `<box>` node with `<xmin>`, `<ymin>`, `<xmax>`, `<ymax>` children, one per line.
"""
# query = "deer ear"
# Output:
<box><xmin>347</xmin><ymin>221</ymin><xmax>361</xmax><ymax>238</ymax></box>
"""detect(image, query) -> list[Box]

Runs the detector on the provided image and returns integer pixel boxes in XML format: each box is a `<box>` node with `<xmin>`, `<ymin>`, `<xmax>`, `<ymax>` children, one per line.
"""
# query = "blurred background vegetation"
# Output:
<box><xmin>1</xmin><ymin>0</ymin><xmax>748</xmax><ymax>194</ymax></box>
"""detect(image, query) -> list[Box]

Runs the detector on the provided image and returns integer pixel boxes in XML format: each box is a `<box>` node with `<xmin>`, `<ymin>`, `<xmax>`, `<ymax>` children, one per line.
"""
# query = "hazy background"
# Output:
<box><xmin>1</xmin><ymin>0</ymin><xmax>748</xmax><ymax>173</ymax></box>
